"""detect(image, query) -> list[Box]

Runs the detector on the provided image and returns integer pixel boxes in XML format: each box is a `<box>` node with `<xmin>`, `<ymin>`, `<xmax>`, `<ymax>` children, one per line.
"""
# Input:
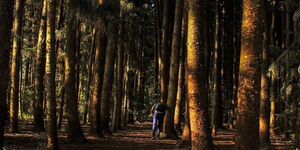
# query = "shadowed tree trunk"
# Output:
<box><xmin>211</xmin><ymin>0</ymin><xmax>223</xmax><ymax>135</ymax></box>
<box><xmin>45</xmin><ymin>0</ymin><xmax>59</xmax><ymax>149</ymax></box>
<box><xmin>186</xmin><ymin>0</ymin><xmax>214</xmax><ymax>149</ymax></box>
<box><xmin>163</xmin><ymin>0</ymin><xmax>184</xmax><ymax>138</ymax></box>
<box><xmin>160</xmin><ymin>0</ymin><xmax>170</xmax><ymax>104</ymax></box>
<box><xmin>64</xmin><ymin>0</ymin><xmax>86</xmax><ymax>142</ymax></box>
<box><xmin>235</xmin><ymin>0</ymin><xmax>265</xmax><ymax>149</ymax></box>
<box><xmin>0</xmin><ymin>0</ymin><xmax>13</xmax><ymax>148</ymax></box>
<box><xmin>112</xmin><ymin>14</ymin><xmax>125</xmax><ymax>132</ymax></box>
<box><xmin>34</xmin><ymin>0</ymin><xmax>47</xmax><ymax>132</ymax></box>
<box><xmin>9</xmin><ymin>0</ymin><xmax>25</xmax><ymax>133</ymax></box>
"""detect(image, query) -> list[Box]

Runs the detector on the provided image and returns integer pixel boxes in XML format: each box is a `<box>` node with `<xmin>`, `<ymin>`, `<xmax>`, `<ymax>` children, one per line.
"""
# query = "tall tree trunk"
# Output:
<box><xmin>211</xmin><ymin>0</ymin><xmax>223</xmax><ymax>135</ymax></box>
<box><xmin>160</xmin><ymin>0</ymin><xmax>170</xmax><ymax>104</ymax></box>
<box><xmin>0</xmin><ymin>0</ymin><xmax>13</xmax><ymax>148</ymax></box>
<box><xmin>64</xmin><ymin>1</ymin><xmax>86</xmax><ymax>142</ymax></box>
<box><xmin>34</xmin><ymin>0</ymin><xmax>47</xmax><ymax>132</ymax></box>
<box><xmin>9</xmin><ymin>0</ymin><xmax>25</xmax><ymax>133</ymax></box>
<box><xmin>164</xmin><ymin>0</ymin><xmax>183</xmax><ymax>138</ymax></box>
<box><xmin>236</xmin><ymin>0</ymin><xmax>265</xmax><ymax>149</ymax></box>
<box><xmin>154</xmin><ymin>0</ymin><xmax>162</xmax><ymax>93</ymax></box>
<box><xmin>89</xmin><ymin>23</ymin><xmax>107</xmax><ymax>137</ymax></box>
<box><xmin>45</xmin><ymin>0</ymin><xmax>59</xmax><ymax>149</ymax></box>
<box><xmin>187</xmin><ymin>0</ymin><xmax>214</xmax><ymax>149</ymax></box>
<box><xmin>112</xmin><ymin>16</ymin><xmax>125</xmax><ymax>132</ymax></box>
<box><xmin>57</xmin><ymin>60</ymin><xmax>65</xmax><ymax>130</ymax></box>
<box><xmin>259</xmin><ymin>6</ymin><xmax>271</xmax><ymax>149</ymax></box>
<box><xmin>83</xmin><ymin>28</ymin><xmax>96</xmax><ymax>124</ymax></box>
<box><xmin>100</xmin><ymin>28</ymin><xmax>118</xmax><ymax>136</ymax></box>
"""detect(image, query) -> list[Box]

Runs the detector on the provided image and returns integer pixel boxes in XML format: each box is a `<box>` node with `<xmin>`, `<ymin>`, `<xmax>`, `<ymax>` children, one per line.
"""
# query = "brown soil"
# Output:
<box><xmin>3</xmin><ymin>121</ymin><xmax>294</xmax><ymax>150</ymax></box>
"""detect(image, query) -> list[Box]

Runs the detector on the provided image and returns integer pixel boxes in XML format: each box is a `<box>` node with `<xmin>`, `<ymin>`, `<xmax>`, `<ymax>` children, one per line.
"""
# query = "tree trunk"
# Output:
<box><xmin>259</xmin><ymin>4</ymin><xmax>271</xmax><ymax>149</ymax></box>
<box><xmin>45</xmin><ymin>0</ymin><xmax>59</xmax><ymax>148</ymax></box>
<box><xmin>100</xmin><ymin>28</ymin><xmax>118</xmax><ymax>136</ymax></box>
<box><xmin>211</xmin><ymin>0</ymin><xmax>223</xmax><ymax>135</ymax></box>
<box><xmin>0</xmin><ymin>0</ymin><xmax>13</xmax><ymax>148</ymax></box>
<box><xmin>163</xmin><ymin>0</ymin><xmax>183</xmax><ymax>138</ymax></box>
<box><xmin>57</xmin><ymin>60</ymin><xmax>65</xmax><ymax>130</ymax></box>
<box><xmin>9</xmin><ymin>0</ymin><xmax>25</xmax><ymax>133</ymax></box>
<box><xmin>236</xmin><ymin>0</ymin><xmax>265</xmax><ymax>149</ymax></box>
<box><xmin>34</xmin><ymin>0</ymin><xmax>47</xmax><ymax>132</ymax></box>
<box><xmin>64</xmin><ymin>1</ymin><xmax>86</xmax><ymax>142</ymax></box>
<box><xmin>89</xmin><ymin>23</ymin><xmax>107</xmax><ymax>137</ymax></box>
<box><xmin>112</xmin><ymin>17</ymin><xmax>125</xmax><ymax>132</ymax></box>
<box><xmin>187</xmin><ymin>0</ymin><xmax>214</xmax><ymax>149</ymax></box>
<box><xmin>160</xmin><ymin>0</ymin><xmax>170</xmax><ymax>104</ymax></box>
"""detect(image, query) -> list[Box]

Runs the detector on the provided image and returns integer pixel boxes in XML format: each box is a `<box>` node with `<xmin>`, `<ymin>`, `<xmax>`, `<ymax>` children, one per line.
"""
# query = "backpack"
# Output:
<box><xmin>155</xmin><ymin>103</ymin><xmax>165</xmax><ymax>112</ymax></box>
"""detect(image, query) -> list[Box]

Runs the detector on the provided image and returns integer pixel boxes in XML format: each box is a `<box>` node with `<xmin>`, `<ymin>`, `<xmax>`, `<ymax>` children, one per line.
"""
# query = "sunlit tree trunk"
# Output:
<box><xmin>259</xmin><ymin>5</ymin><xmax>271</xmax><ymax>149</ymax></box>
<box><xmin>89</xmin><ymin>23</ymin><xmax>107</xmax><ymax>137</ymax></box>
<box><xmin>64</xmin><ymin>1</ymin><xmax>86</xmax><ymax>142</ymax></box>
<box><xmin>187</xmin><ymin>0</ymin><xmax>214</xmax><ymax>149</ymax></box>
<box><xmin>164</xmin><ymin>0</ymin><xmax>183</xmax><ymax>138</ymax></box>
<box><xmin>236</xmin><ymin>0</ymin><xmax>265</xmax><ymax>149</ymax></box>
<box><xmin>45</xmin><ymin>0</ymin><xmax>59</xmax><ymax>148</ymax></box>
<box><xmin>34</xmin><ymin>0</ymin><xmax>47</xmax><ymax>132</ymax></box>
<box><xmin>57</xmin><ymin>59</ymin><xmax>65</xmax><ymax>130</ymax></box>
<box><xmin>0</xmin><ymin>0</ymin><xmax>13</xmax><ymax>148</ymax></box>
<box><xmin>9</xmin><ymin>0</ymin><xmax>25</xmax><ymax>133</ymax></box>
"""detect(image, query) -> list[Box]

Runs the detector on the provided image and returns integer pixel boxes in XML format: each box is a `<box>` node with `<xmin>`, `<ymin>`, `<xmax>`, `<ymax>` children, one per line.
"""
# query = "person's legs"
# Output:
<box><xmin>152</xmin><ymin>112</ymin><xmax>158</xmax><ymax>138</ymax></box>
<box><xmin>156</xmin><ymin>113</ymin><xmax>164</xmax><ymax>138</ymax></box>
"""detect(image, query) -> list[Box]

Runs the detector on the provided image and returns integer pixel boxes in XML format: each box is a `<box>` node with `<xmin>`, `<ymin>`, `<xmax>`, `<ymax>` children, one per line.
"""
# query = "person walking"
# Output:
<box><xmin>151</xmin><ymin>102</ymin><xmax>167</xmax><ymax>139</ymax></box>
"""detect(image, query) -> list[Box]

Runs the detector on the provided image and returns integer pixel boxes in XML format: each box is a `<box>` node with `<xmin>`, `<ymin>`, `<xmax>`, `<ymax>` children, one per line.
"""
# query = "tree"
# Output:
<box><xmin>45</xmin><ymin>0</ymin><xmax>59</xmax><ymax>149</ymax></box>
<box><xmin>64</xmin><ymin>0</ymin><xmax>86</xmax><ymax>142</ymax></box>
<box><xmin>9</xmin><ymin>0</ymin><xmax>25</xmax><ymax>133</ymax></box>
<box><xmin>186</xmin><ymin>0</ymin><xmax>214</xmax><ymax>149</ymax></box>
<box><xmin>211</xmin><ymin>0</ymin><xmax>223</xmax><ymax>135</ymax></box>
<box><xmin>163</xmin><ymin>0</ymin><xmax>184</xmax><ymax>138</ymax></box>
<box><xmin>89</xmin><ymin>24</ymin><xmax>107</xmax><ymax>137</ymax></box>
<box><xmin>0</xmin><ymin>0</ymin><xmax>13</xmax><ymax>148</ymax></box>
<box><xmin>235</xmin><ymin>0</ymin><xmax>265</xmax><ymax>149</ymax></box>
<box><xmin>34</xmin><ymin>0</ymin><xmax>47</xmax><ymax>132</ymax></box>
<box><xmin>100</xmin><ymin>0</ymin><xmax>120</xmax><ymax>135</ymax></box>
<box><xmin>259</xmin><ymin>2</ymin><xmax>271</xmax><ymax>148</ymax></box>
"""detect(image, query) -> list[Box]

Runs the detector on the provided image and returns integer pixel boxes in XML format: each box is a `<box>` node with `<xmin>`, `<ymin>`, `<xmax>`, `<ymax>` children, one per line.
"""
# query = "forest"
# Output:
<box><xmin>0</xmin><ymin>0</ymin><xmax>300</xmax><ymax>149</ymax></box>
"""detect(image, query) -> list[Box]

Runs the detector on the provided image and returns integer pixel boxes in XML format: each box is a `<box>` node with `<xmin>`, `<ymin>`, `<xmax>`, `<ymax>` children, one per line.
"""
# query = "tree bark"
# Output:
<box><xmin>163</xmin><ymin>0</ymin><xmax>183</xmax><ymax>138</ymax></box>
<box><xmin>45</xmin><ymin>0</ymin><xmax>59</xmax><ymax>149</ymax></box>
<box><xmin>211</xmin><ymin>0</ymin><xmax>223</xmax><ymax>135</ymax></box>
<box><xmin>236</xmin><ymin>0</ymin><xmax>265</xmax><ymax>149</ymax></box>
<box><xmin>89</xmin><ymin>23</ymin><xmax>107</xmax><ymax>137</ymax></box>
<box><xmin>34</xmin><ymin>0</ymin><xmax>47</xmax><ymax>132</ymax></box>
<box><xmin>186</xmin><ymin>0</ymin><xmax>214</xmax><ymax>149</ymax></box>
<box><xmin>259</xmin><ymin>4</ymin><xmax>271</xmax><ymax>149</ymax></box>
<box><xmin>160</xmin><ymin>0</ymin><xmax>170</xmax><ymax>104</ymax></box>
<box><xmin>64</xmin><ymin>1</ymin><xmax>86</xmax><ymax>142</ymax></box>
<box><xmin>0</xmin><ymin>0</ymin><xmax>13</xmax><ymax>148</ymax></box>
<box><xmin>9</xmin><ymin>0</ymin><xmax>25</xmax><ymax>133</ymax></box>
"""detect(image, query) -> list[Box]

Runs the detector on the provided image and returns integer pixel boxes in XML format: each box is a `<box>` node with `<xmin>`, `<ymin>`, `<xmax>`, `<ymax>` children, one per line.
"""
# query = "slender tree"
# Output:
<box><xmin>34</xmin><ymin>0</ymin><xmax>47</xmax><ymax>132</ymax></box>
<box><xmin>186</xmin><ymin>0</ymin><xmax>214</xmax><ymax>149</ymax></box>
<box><xmin>163</xmin><ymin>0</ymin><xmax>184</xmax><ymax>138</ymax></box>
<box><xmin>89</xmin><ymin>23</ymin><xmax>107</xmax><ymax>137</ymax></box>
<box><xmin>236</xmin><ymin>0</ymin><xmax>265</xmax><ymax>149</ymax></box>
<box><xmin>9</xmin><ymin>0</ymin><xmax>25</xmax><ymax>133</ymax></box>
<box><xmin>0</xmin><ymin>0</ymin><xmax>13</xmax><ymax>148</ymax></box>
<box><xmin>45</xmin><ymin>0</ymin><xmax>59</xmax><ymax>149</ymax></box>
<box><xmin>259</xmin><ymin>3</ymin><xmax>271</xmax><ymax>148</ymax></box>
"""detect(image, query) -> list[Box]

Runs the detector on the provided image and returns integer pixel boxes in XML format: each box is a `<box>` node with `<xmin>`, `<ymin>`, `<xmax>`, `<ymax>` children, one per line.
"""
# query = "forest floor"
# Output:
<box><xmin>3</xmin><ymin>120</ymin><xmax>295</xmax><ymax>150</ymax></box>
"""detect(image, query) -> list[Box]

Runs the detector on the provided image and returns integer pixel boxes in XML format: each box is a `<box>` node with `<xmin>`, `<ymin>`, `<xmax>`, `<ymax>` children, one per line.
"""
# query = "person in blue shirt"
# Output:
<box><xmin>151</xmin><ymin>102</ymin><xmax>167</xmax><ymax>139</ymax></box>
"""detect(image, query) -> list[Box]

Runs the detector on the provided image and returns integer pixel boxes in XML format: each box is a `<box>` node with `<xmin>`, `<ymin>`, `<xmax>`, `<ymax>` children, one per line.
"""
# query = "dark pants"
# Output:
<box><xmin>152</xmin><ymin>111</ymin><xmax>164</xmax><ymax>138</ymax></box>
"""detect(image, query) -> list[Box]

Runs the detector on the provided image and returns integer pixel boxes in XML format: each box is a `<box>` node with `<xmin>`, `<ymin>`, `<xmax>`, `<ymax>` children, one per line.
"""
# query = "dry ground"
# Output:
<box><xmin>3</xmin><ymin>120</ymin><xmax>294</xmax><ymax>150</ymax></box>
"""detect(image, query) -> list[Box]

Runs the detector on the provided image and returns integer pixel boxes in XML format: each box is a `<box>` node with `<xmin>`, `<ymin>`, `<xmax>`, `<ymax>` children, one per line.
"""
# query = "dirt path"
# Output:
<box><xmin>3</xmin><ymin>121</ymin><xmax>294</xmax><ymax>150</ymax></box>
